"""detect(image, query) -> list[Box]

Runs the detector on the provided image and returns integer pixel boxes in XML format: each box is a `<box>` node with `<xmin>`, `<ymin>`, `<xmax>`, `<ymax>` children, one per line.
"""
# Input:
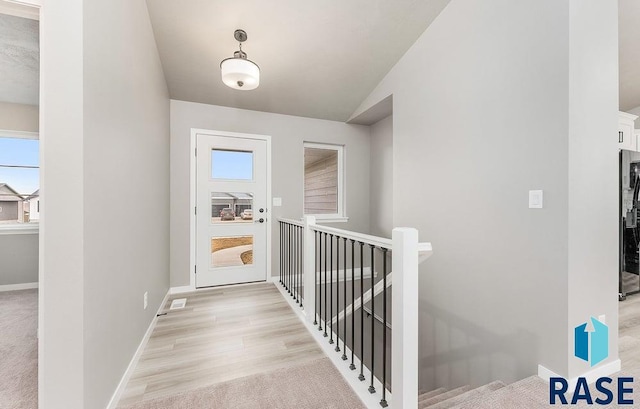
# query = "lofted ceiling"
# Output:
<box><xmin>1</xmin><ymin>2</ymin><xmax>636</xmax><ymax>117</ymax></box>
<box><xmin>620</xmin><ymin>0</ymin><xmax>640</xmax><ymax>111</ymax></box>
<box><xmin>0</xmin><ymin>2</ymin><xmax>38</xmax><ymax>106</ymax></box>
<box><xmin>145</xmin><ymin>0</ymin><xmax>451</xmax><ymax>122</ymax></box>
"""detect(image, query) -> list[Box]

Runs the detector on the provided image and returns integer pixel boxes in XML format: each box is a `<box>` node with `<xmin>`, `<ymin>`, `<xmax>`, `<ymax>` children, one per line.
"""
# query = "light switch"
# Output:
<box><xmin>273</xmin><ymin>197</ymin><xmax>282</xmax><ymax>207</ymax></box>
<box><xmin>529</xmin><ymin>190</ymin><xmax>543</xmax><ymax>209</ymax></box>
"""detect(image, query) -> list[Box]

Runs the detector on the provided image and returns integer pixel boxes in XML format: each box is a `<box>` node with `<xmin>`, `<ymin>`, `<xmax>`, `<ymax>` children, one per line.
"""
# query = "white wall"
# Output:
<box><xmin>352</xmin><ymin>0</ymin><xmax>617</xmax><ymax>390</ymax></box>
<box><xmin>0</xmin><ymin>232</ymin><xmax>38</xmax><ymax>286</ymax></box>
<box><xmin>170</xmin><ymin>100</ymin><xmax>371</xmax><ymax>287</ymax></box>
<box><xmin>0</xmin><ymin>102</ymin><xmax>38</xmax><ymax>132</ymax></box>
<box><xmin>41</xmin><ymin>0</ymin><xmax>170</xmax><ymax>408</ymax></box>
<box><xmin>566</xmin><ymin>0</ymin><xmax>619</xmax><ymax>379</ymax></box>
<box><xmin>40</xmin><ymin>0</ymin><xmax>85</xmax><ymax>406</ymax></box>
<box><xmin>369</xmin><ymin>115</ymin><xmax>393</xmax><ymax>237</ymax></box>
<box><xmin>82</xmin><ymin>0</ymin><xmax>170</xmax><ymax>406</ymax></box>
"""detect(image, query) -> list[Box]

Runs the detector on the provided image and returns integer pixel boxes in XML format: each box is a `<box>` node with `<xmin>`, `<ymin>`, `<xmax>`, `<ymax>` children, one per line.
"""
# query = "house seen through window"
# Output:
<box><xmin>0</xmin><ymin>137</ymin><xmax>40</xmax><ymax>224</ymax></box>
<box><xmin>303</xmin><ymin>143</ymin><xmax>344</xmax><ymax>219</ymax></box>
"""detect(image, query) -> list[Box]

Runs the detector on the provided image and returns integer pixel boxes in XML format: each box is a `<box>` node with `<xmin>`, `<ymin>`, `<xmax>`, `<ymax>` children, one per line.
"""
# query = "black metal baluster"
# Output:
<box><xmin>279</xmin><ymin>222</ymin><xmax>282</xmax><ymax>285</ymax></box>
<box><xmin>350</xmin><ymin>239</ymin><xmax>356</xmax><ymax>370</ymax></box>
<box><xmin>318</xmin><ymin>231</ymin><xmax>323</xmax><ymax>332</ymax></box>
<box><xmin>285</xmin><ymin>223</ymin><xmax>288</xmax><ymax>291</ymax></box>
<box><xmin>358</xmin><ymin>241</ymin><xmax>365</xmax><ymax>382</ymax></box>
<box><xmin>290</xmin><ymin>224</ymin><xmax>293</xmax><ymax>294</ymax></box>
<box><xmin>299</xmin><ymin>226</ymin><xmax>302</xmax><ymax>304</ymax></box>
<box><xmin>380</xmin><ymin>248</ymin><xmax>389</xmax><ymax>407</ymax></box>
<box><xmin>284</xmin><ymin>223</ymin><xmax>287</xmax><ymax>291</ymax></box>
<box><xmin>291</xmin><ymin>224</ymin><xmax>294</xmax><ymax>296</ymax></box>
<box><xmin>342</xmin><ymin>237</ymin><xmax>348</xmax><ymax>360</ymax></box>
<box><xmin>300</xmin><ymin>226</ymin><xmax>304</xmax><ymax>308</ymax></box>
<box><xmin>287</xmin><ymin>224</ymin><xmax>291</xmax><ymax>294</ymax></box>
<box><xmin>294</xmin><ymin>225</ymin><xmax>298</xmax><ymax>303</ymax></box>
<box><xmin>329</xmin><ymin>234</ymin><xmax>334</xmax><ymax>345</ymax></box>
<box><xmin>299</xmin><ymin>226</ymin><xmax>302</xmax><ymax>302</ymax></box>
<box><xmin>314</xmin><ymin>231</ymin><xmax>318</xmax><ymax>326</ymax></box>
<box><xmin>335</xmin><ymin>235</ymin><xmax>341</xmax><ymax>352</ymax></box>
<box><xmin>369</xmin><ymin>245</ymin><xmax>376</xmax><ymax>394</ymax></box>
<box><xmin>323</xmin><ymin>232</ymin><xmax>328</xmax><ymax>338</ymax></box>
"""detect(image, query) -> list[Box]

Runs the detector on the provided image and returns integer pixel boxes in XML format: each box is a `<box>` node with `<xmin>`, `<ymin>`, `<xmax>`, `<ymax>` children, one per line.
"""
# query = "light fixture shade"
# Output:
<box><xmin>220</xmin><ymin>57</ymin><xmax>260</xmax><ymax>90</ymax></box>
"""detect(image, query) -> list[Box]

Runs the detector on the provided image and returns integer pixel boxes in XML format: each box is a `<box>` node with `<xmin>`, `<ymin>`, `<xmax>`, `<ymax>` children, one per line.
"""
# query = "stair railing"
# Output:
<box><xmin>278</xmin><ymin>216</ymin><xmax>432</xmax><ymax>408</ymax></box>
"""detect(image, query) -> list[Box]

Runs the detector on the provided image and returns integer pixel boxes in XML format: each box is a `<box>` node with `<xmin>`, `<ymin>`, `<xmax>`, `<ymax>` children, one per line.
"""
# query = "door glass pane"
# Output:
<box><xmin>211</xmin><ymin>149</ymin><xmax>253</xmax><ymax>180</ymax></box>
<box><xmin>211</xmin><ymin>192</ymin><xmax>253</xmax><ymax>224</ymax></box>
<box><xmin>211</xmin><ymin>235</ymin><xmax>253</xmax><ymax>268</ymax></box>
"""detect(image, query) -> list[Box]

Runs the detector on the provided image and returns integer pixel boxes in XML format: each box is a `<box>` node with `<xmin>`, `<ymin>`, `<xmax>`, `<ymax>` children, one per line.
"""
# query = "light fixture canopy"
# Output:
<box><xmin>220</xmin><ymin>29</ymin><xmax>260</xmax><ymax>91</ymax></box>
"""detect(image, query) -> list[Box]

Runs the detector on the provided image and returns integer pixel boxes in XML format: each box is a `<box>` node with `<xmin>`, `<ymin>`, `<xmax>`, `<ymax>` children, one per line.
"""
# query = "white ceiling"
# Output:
<box><xmin>146</xmin><ymin>0</ymin><xmax>451</xmax><ymax>122</ymax></box>
<box><xmin>0</xmin><ymin>2</ymin><xmax>636</xmax><ymax>117</ymax></box>
<box><xmin>620</xmin><ymin>0</ymin><xmax>640</xmax><ymax>111</ymax></box>
<box><xmin>0</xmin><ymin>7</ymin><xmax>38</xmax><ymax>106</ymax></box>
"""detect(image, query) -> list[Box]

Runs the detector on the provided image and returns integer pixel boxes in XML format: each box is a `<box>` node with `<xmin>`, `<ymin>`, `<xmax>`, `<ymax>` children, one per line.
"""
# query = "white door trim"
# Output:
<box><xmin>189</xmin><ymin>128</ymin><xmax>272</xmax><ymax>291</ymax></box>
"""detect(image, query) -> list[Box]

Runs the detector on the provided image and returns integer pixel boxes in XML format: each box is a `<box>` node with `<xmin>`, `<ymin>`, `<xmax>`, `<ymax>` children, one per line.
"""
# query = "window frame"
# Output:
<box><xmin>302</xmin><ymin>142</ymin><xmax>348</xmax><ymax>222</ymax></box>
<box><xmin>0</xmin><ymin>130</ymin><xmax>40</xmax><ymax>235</ymax></box>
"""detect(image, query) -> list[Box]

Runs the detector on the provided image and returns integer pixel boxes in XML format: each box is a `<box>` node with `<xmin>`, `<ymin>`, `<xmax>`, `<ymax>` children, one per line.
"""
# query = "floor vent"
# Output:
<box><xmin>170</xmin><ymin>298</ymin><xmax>187</xmax><ymax>310</ymax></box>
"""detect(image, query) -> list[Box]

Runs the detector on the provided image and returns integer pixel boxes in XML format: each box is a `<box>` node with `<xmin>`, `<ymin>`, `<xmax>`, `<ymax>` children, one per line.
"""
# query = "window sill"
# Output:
<box><xmin>312</xmin><ymin>216</ymin><xmax>349</xmax><ymax>223</ymax></box>
<box><xmin>0</xmin><ymin>224</ymin><xmax>40</xmax><ymax>235</ymax></box>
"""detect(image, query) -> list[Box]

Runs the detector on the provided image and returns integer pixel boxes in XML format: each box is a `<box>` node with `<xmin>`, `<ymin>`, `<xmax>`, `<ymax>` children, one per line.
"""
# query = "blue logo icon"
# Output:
<box><xmin>574</xmin><ymin>316</ymin><xmax>608</xmax><ymax>367</ymax></box>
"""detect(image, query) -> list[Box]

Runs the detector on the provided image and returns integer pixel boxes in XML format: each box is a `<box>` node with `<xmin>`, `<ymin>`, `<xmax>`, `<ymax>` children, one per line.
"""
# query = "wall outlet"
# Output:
<box><xmin>144</xmin><ymin>291</ymin><xmax>148</xmax><ymax>310</ymax></box>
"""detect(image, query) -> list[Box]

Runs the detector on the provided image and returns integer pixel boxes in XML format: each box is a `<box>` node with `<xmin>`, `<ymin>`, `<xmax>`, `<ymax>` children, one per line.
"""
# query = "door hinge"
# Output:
<box><xmin>195</xmin><ymin>206</ymin><xmax>197</xmax><ymax>215</ymax></box>
<box><xmin>195</xmin><ymin>147</ymin><xmax>197</xmax><ymax>156</ymax></box>
<box><xmin>195</xmin><ymin>265</ymin><xmax>197</xmax><ymax>274</ymax></box>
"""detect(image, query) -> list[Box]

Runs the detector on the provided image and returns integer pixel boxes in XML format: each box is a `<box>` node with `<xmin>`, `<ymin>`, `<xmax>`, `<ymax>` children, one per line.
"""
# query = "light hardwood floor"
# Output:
<box><xmin>620</xmin><ymin>290</ymin><xmax>640</xmax><ymax>340</ymax></box>
<box><xmin>618</xmin><ymin>291</ymin><xmax>640</xmax><ymax>371</ymax></box>
<box><xmin>118</xmin><ymin>280</ymin><xmax>640</xmax><ymax>407</ymax></box>
<box><xmin>117</xmin><ymin>282</ymin><xmax>325</xmax><ymax>407</ymax></box>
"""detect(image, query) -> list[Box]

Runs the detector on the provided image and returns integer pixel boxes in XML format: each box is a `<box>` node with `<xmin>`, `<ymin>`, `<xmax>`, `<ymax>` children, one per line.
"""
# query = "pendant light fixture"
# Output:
<box><xmin>220</xmin><ymin>29</ymin><xmax>260</xmax><ymax>91</ymax></box>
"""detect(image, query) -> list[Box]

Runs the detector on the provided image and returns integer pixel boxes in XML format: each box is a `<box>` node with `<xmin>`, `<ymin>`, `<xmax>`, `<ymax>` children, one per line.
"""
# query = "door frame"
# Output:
<box><xmin>189</xmin><ymin>128</ymin><xmax>272</xmax><ymax>290</ymax></box>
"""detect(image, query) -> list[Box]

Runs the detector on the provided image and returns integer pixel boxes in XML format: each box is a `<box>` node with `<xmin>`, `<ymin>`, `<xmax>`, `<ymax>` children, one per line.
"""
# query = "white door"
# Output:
<box><xmin>196</xmin><ymin>133</ymin><xmax>268</xmax><ymax>287</ymax></box>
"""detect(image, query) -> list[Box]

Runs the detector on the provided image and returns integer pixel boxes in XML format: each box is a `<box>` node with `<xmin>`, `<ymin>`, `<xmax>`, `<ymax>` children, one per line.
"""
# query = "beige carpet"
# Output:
<box><xmin>454</xmin><ymin>369</ymin><xmax>640</xmax><ymax>409</ymax></box>
<box><xmin>120</xmin><ymin>357</ymin><xmax>366</xmax><ymax>409</ymax></box>
<box><xmin>0</xmin><ymin>289</ymin><xmax>38</xmax><ymax>409</ymax></box>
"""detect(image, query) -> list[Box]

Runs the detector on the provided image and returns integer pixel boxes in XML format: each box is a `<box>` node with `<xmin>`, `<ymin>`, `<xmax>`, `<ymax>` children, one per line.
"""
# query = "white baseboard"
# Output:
<box><xmin>538</xmin><ymin>359</ymin><xmax>622</xmax><ymax>390</ymax></box>
<box><xmin>106</xmin><ymin>290</ymin><xmax>171</xmax><ymax>409</ymax></box>
<box><xmin>169</xmin><ymin>285</ymin><xmax>194</xmax><ymax>295</ymax></box>
<box><xmin>0</xmin><ymin>282</ymin><xmax>38</xmax><ymax>292</ymax></box>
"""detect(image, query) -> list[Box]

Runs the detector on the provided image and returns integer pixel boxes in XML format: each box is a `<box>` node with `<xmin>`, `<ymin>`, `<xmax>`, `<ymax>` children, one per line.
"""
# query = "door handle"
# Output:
<box><xmin>620</xmin><ymin>131</ymin><xmax>624</xmax><ymax>143</ymax></box>
<box><xmin>255</xmin><ymin>218</ymin><xmax>265</xmax><ymax>223</ymax></box>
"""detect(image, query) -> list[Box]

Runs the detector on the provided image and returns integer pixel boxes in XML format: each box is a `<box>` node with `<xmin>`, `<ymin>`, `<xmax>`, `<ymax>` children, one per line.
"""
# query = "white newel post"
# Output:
<box><xmin>392</xmin><ymin>227</ymin><xmax>419</xmax><ymax>409</ymax></box>
<box><xmin>303</xmin><ymin>216</ymin><xmax>317</xmax><ymax>325</ymax></box>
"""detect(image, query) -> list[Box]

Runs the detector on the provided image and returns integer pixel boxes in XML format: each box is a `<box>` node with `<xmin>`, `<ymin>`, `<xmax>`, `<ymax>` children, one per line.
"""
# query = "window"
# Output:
<box><xmin>303</xmin><ymin>143</ymin><xmax>346</xmax><ymax>220</ymax></box>
<box><xmin>0</xmin><ymin>136</ymin><xmax>39</xmax><ymax>227</ymax></box>
<box><xmin>211</xmin><ymin>149</ymin><xmax>253</xmax><ymax>180</ymax></box>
